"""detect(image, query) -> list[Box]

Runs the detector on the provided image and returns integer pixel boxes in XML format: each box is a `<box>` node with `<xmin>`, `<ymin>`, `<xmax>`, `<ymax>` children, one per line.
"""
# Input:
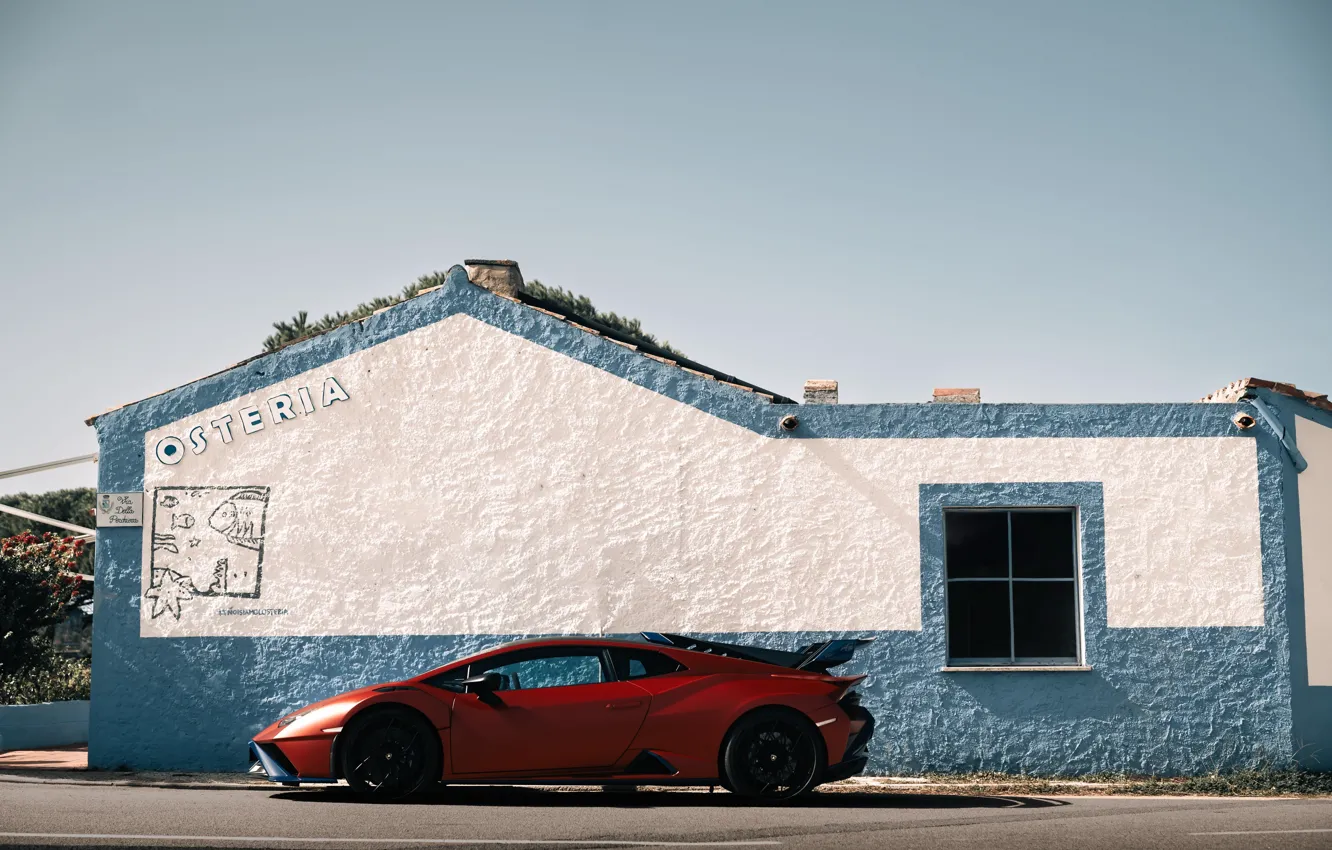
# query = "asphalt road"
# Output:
<box><xmin>1</xmin><ymin>782</ymin><xmax>1330</xmax><ymax>850</ymax></box>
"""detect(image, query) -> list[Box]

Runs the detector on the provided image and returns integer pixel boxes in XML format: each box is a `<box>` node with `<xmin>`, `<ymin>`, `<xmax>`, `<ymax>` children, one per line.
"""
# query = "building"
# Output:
<box><xmin>87</xmin><ymin>260</ymin><xmax>1331</xmax><ymax>774</ymax></box>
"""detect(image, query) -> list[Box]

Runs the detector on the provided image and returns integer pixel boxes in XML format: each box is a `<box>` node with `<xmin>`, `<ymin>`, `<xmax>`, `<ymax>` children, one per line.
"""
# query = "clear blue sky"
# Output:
<box><xmin>2</xmin><ymin>0</ymin><xmax>1329</xmax><ymax>494</ymax></box>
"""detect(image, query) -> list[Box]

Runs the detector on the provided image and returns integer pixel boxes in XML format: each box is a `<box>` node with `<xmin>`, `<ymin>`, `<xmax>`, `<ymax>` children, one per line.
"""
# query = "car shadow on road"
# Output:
<box><xmin>272</xmin><ymin>786</ymin><xmax>1070</xmax><ymax>809</ymax></box>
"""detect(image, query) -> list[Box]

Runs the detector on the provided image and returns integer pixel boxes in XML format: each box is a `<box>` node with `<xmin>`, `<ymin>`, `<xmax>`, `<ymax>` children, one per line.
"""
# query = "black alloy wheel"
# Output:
<box><xmin>721</xmin><ymin>709</ymin><xmax>824</xmax><ymax>801</ymax></box>
<box><xmin>339</xmin><ymin>708</ymin><xmax>440</xmax><ymax>800</ymax></box>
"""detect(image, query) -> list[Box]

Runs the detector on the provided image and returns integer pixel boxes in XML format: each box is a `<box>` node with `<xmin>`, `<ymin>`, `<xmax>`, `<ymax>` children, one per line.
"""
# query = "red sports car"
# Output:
<box><xmin>249</xmin><ymin>633</ymin><xmax>875</xmax><ymax>801</ymax></box>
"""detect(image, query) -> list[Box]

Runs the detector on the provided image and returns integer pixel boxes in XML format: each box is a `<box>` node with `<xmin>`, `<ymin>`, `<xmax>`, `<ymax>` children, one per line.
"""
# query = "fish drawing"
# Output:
<box><xmin>171</xmin><ymin>513</ymin><xmax>195</xmax><ymax>530</ymax></box>
<box><xmin>208</xmin><ymin>489</ymin><xmax>266</xmax><ymax>551</ymax></box>
<box><xmin>160</xmin><ymin>495</ymin><xmax>179</xmax><ymax>508</ymax></box>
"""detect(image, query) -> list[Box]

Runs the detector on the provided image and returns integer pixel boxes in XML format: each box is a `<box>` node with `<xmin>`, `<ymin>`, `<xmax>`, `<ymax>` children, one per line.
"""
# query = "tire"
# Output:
<box><xmin>339</xmin><ymin>707</ymin><xmax>440</xmax><ymax>800</ymax></box>
<box><xmin>720</xmin><ymin>708</ymin><xmax>824</xmax><ymax>801</ymax></box>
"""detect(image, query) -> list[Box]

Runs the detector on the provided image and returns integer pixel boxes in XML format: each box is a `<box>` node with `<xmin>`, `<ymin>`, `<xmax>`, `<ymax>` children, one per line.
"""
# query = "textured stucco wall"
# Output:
<box><xmin>136</xmin><ymin>313</ymin><xmax>1262</xmax><ymax>637</ymax></box>
<box><xmin>1286</xmin><ymin>403</ymin><xmax>1332</xmax><ymax>768</ymax></box>
<box><xmin>90</xmin><ymin>266</ymin><xmax>1298</xmax><ymax>774</ymax></box>
<box><xmin>1295</xmin><ymin>414</ymin><xmax>1332</xmax><ymax>686</ymax></box>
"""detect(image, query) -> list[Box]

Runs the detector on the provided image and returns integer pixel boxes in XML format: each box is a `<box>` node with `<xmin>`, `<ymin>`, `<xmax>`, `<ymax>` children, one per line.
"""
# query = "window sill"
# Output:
<box><xmin>940</xmin><ymin>665</ymin><xmax>1092</xmax><ymax>673</ymax></box>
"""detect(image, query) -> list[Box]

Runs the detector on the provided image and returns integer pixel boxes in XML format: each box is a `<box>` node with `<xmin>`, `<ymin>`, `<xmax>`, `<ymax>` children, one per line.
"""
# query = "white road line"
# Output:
<box><xmin>1190</xmin><ymin>829</ymin><xmax>1332</xmax><ymax>836</ymax></box>
<box><xmin>0</xmin><ymin>834</ymin><xmax>779</xmax><ymax>847</ymax></box>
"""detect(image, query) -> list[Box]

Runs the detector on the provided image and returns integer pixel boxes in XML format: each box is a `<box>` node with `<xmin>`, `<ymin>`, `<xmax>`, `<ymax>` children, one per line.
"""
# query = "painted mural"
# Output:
<box><xmin>144</xmin><ymin>487</ymin><xmax>271</xmax><ymax>620</ymax></box>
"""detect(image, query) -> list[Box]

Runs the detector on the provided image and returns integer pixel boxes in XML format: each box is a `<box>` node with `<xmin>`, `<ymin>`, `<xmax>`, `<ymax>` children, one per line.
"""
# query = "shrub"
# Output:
<box><xmin>263</xmin><ymin>272</ymin><xmax>686</xmax><ymax>358</ymax></box>
<box><xmin>0</xmin><ymin>532</ymin><xmax>86</xmax><ymax>692</ymax></box>
<box><xmin>0</xmin><ymin>655</ymin><xmax>90</xmax><ymax>704</ymax></box>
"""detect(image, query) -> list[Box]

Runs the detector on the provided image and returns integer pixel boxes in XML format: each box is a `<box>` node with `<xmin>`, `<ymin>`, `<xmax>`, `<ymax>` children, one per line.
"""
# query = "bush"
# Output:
<box><xmin>0</xmin><ymin>489</ymin><xmax>96</xmax><ymax>576</ymax></box>
<box><xmin>0</xmin><ymin>532</ymin><xmax>86</xmax><ymax>702</ymax></box>
<box><xmin>263</xmin><ymin>272</ymin><xmax>686</xmax><ymax>358</ymax></box>
<box><xmin>0</xmin><ymin>655</ymin><xmax>90</xmax><ymax>704</ymax></box>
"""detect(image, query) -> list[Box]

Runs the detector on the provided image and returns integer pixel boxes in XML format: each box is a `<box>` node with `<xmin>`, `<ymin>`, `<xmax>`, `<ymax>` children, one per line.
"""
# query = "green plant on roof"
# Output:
<box><xmin>522</xmin><ymin>279</ymin><xmax>683</xmax><ymax>357</ymax></box>
<box><xmin>263</xmin><ymin>272</ymin><xmax>684</xmax><ymax>358</ymax></box>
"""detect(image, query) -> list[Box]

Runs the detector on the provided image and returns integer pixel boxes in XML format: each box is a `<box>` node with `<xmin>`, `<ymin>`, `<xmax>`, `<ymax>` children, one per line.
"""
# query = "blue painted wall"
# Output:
<box><xmin>90</xmin><ymin>266</ymin><xmax>1304</xmax><ymax>774</ymax></box>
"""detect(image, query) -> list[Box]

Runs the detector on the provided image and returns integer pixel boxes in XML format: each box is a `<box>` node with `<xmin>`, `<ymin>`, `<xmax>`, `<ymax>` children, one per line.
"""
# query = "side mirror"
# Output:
<box><xmin>460</xmin><ymin>672</ymin><xmax>504</xmax><ymax>700</ymax></box>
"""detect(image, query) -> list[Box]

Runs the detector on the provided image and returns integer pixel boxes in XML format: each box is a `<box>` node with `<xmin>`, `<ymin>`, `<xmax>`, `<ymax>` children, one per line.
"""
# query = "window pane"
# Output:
<box><xmin>1012</xmin><ymin>582</ymin><xmax>1078</xmax><ymax>659</ymax></box>
<box><xmin>947</xmin><ymin>580</ymin><xmax>1011</xmax><ymax>659</ymax></box>
<box><xmin>1011</xmin><ymin>511</ymin><xmax>1076</xmax><ymax>578</ymax></box>
<box><xmin>945</xmin><ymin>511</ymin><xmax>1009</xmax><ymax>578</ymax></box>
<box><xmin>610</xmin><ymin>649</ymin><xmax>684</xmax><ymax>680</ymax></box>
<box><xmin>423</xmin><ymin>666</ymin><xmax>470</xmax><ymax>691</ymax></box>
<box><xmin>480</xmin><ymin>653</ymin><xmax>604</xmax><ymax>690</ymax></box>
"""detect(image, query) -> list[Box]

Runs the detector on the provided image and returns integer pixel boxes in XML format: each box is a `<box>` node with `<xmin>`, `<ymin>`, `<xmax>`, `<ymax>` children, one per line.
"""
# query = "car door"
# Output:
<box><xmin>448</xmin><ymin>647</ymin><xmax>651</xmax><ymax>775</ymax></box>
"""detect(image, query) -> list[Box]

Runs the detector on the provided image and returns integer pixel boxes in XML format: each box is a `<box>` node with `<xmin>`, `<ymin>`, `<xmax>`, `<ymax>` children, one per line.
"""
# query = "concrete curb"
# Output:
<box><xmin>0</xmin><ymin>771</ymin><xmax>274</xmax><ymax>791</ymax></box>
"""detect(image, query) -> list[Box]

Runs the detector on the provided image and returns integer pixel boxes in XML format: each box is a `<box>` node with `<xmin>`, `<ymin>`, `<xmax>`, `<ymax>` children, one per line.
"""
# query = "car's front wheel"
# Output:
<box><xmin>720</xmin><ymin>708</ymin><xmax>824</xmax><ymax>801</ymax></box>
<box><xmin>339</xmin><ymin>707</ymin><xmax>440</xmax><ymax>800</ymax></box>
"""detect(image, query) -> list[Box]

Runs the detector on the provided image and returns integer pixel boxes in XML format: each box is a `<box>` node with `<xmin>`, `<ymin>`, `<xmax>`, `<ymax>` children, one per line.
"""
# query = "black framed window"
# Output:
<box><xmin>944</xmin><ymin>508</ymin><xmax>1080</xmax><ymax>665</ymax></box>
<box><xmin>609</xmin><ymin>648</ymin><xmax>685</xmax><ymax>680</ymax></box>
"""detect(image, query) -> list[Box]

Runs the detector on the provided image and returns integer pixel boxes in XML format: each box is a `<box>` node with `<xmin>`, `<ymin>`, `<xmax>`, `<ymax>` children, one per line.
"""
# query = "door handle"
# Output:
<box><xmin>606</xmin><ymin>699</ymin><xmax>643</xmax><ymax>710</ymax></box>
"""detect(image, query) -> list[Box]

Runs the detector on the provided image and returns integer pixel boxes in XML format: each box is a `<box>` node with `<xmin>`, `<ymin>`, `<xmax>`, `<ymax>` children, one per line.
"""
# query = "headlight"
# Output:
<box><xmin>276</xmin><ymin>711</ymin><xmax>310</xmax><ymax>728</ymax></box>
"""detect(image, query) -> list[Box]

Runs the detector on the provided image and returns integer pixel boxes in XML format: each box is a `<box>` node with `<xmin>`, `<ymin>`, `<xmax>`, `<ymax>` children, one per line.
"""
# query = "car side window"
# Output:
<box><xmin>610</xmin><ymin>648</ymin><xmax>685</xmax><ymax>680</ymax></box>
<box><xmin>474</xmin><ymin>651</ymin><xmax>606</xmax><ymax>691</ymax></box>
<box><xmin>422</xmin><ymin>666</ymin><xmax>471</xmax><ymax>692</ymax></box>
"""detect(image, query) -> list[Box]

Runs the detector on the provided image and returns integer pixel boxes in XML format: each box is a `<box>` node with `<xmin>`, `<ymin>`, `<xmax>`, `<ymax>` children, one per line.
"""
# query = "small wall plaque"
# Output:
<box><xmin>97</xmin><ymin>492</ymin><xmax>144</xmax><ymax>527</ymax></box>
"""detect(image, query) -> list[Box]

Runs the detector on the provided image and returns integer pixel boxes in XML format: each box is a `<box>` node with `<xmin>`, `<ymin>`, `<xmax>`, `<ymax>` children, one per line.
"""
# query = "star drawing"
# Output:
<box><xmin>144</xmin><ymin>568</ymin><xmax>195</xmax><ymax>620</ymax></box>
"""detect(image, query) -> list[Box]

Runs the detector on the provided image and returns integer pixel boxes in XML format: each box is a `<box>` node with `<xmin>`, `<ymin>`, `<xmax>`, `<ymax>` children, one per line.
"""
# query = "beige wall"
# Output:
<box><xmin>1296</xmin><ymin>414</ymin><xmax>1332</xmax><ymax>685</ymax></box>
<box><xmin>140</xmin><ymin>314</ymin><xmax>1264</xmax><ymax>638</ymax></box>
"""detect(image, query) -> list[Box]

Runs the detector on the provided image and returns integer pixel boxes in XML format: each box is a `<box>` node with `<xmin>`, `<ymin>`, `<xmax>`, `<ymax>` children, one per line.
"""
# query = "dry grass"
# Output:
<box><xmin>827</xmin><ymin>768</ymin><xmax>1332</xmax><ymax>797</ymax></box>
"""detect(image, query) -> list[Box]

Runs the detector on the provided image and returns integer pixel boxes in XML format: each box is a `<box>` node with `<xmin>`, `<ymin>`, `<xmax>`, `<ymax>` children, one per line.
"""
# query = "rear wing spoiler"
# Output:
<box><xmin>641</xmin><ymin>632</ymin><xmax>874</xmax><ymax>674</ymax></box>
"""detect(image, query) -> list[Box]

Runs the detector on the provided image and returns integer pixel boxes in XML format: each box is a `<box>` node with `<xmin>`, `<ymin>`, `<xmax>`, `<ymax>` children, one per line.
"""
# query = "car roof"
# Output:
<box><xmin>408</xmin><ymin>634</ymin><xmax>807</xmax><ymax>682</ymax></box>
<box><xmin>481</xmin><ymin>636</ymin><xmax>659</xmax><ymax>652</ymax></box>
<box><xmin>412</xmin><ymin>636</ymin><xmax>671</xmax><ymax>676</ymax></box>
<box><xmin>472</xmin><ymin>636</ymin><xmax>810</xmax><ymax>672</ymax></box>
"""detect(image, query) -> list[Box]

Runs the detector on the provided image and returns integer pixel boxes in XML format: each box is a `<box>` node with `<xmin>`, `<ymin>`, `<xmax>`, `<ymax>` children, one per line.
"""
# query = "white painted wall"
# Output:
<box><xmin>140</xmin><ymin>315</ymin><xmax>1264</xmax><ymax>638</ymax></box>
<box><xmin>1295</xmin><ymin>414</ymin><xmax>1332</xmax><ymax>686</ymax></box>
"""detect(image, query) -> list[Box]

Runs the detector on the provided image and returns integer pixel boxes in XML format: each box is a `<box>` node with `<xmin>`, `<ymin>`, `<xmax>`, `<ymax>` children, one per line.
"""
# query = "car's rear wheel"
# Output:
<box><xmin>339</xmin><ymin>707</ymin><xmax>440</xmax><ymax>800</ymax></box>
<box><xmin>720</xmin><ymin>709</ymin><xmax>824</xmax><ymax>801</ymax></box>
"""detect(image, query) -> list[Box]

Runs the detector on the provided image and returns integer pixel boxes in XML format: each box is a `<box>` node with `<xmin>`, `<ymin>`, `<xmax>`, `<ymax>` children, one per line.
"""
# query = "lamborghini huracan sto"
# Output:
<box><xmin>249</xmin><ymin>633</ymin><xmax>876</xmax><ymax>801</ymax></box>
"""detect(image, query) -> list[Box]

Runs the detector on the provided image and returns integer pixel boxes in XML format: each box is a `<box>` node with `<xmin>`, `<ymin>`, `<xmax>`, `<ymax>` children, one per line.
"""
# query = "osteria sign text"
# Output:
<box><xmin>152</xmin><ymin>376</ymin><xmax>350</xmax><ymax>467</ymax></box>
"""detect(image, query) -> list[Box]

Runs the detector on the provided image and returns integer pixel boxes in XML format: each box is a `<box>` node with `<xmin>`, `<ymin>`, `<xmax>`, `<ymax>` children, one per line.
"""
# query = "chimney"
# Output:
<box><xmin>804</xmin><ymin>380</ymin><xmax>839</xmax><ymax>405</ymax></box>
<box><xmin>464</xmin><ymin>259</ymin><xmax>524</xmax><ymax>297</ymax></box>
<box><xmin>932</xmin><ymin>387</ymin><xmax>981</xmax><ymax>404</ymax></box>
